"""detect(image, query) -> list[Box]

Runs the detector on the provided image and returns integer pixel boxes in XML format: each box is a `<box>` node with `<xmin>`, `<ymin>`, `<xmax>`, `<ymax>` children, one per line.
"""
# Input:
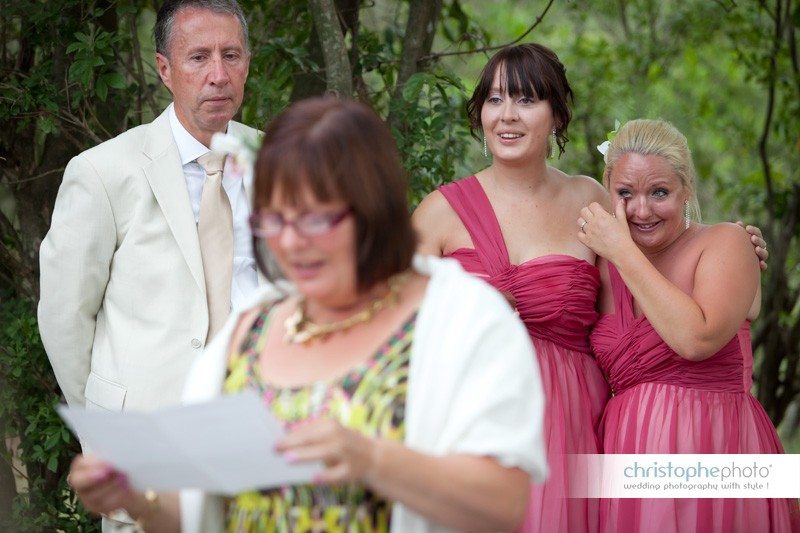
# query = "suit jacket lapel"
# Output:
<box><xmin>141</xmin><ymin>109</ymin><xmax>206</xmax><ymax>296</ymax></box>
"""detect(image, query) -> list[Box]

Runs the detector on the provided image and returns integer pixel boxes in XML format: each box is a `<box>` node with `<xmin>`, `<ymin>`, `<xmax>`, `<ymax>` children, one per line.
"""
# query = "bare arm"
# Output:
<box><xmin>579</xmin><ymin>201</ymin><xmax>759</xmax><ymax>361</ymax></box>
<box><xmin>411</xmin><ymin>190</ymin><xmax>450</xmax><ymax>256</ymax></box>
<box><xmin>367</xmin><ymin>446</ymin><xmax>528</xmax><ymax>530</ymax></box>
<box><xmin>38</xmin><ymin>156</ymin><xmax>116</xmax><ymax>406</ymax></box>
<box><xmin>278</xmin><ymin>422</ymin><xmax>528</xmax><ymax>530</ymax></box>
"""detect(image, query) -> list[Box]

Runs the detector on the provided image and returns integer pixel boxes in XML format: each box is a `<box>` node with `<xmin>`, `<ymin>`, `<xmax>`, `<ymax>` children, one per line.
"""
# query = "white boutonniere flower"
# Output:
<box><xmin>210</xmin><ymin>131</ymin><xmax>260</xmax><ymax>185</ymax></box>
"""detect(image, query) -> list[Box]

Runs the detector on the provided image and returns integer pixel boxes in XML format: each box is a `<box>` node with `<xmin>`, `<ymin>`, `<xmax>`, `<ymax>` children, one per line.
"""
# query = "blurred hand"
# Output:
<box><xmin>276</xmin><ymin>418</ymin><xmax>379</xmax><ymax>485</ymax></box>
<box><xmin>737</xmin><ymin>221</ymin><xmax>768</xmax><ymax>271</ymax></box>
<box><xmin>68</xmin><ymin>455</ymin><xmax>138</xmax><ymax>516</ymax></box>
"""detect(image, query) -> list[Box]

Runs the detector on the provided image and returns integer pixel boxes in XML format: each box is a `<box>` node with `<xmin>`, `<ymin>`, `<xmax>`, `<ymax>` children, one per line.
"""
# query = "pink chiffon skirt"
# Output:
<box><xmin>518</xmin><ymin>337</ymin><xmax>609</xmax><ymax>533</ymax></box>
<box><xmin>600</xmin><ymin>382</ymin><xmax>800</xmax><ymax>533</ymax></box>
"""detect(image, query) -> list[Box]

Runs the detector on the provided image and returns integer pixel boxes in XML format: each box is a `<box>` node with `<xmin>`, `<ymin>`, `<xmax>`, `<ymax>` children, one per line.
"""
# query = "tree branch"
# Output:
<box><xmin>758</xmin><ymin>0</ymin><xmax>783</xmax><ymax>227</ymax></box>
<box><xmin>128</xmin><ymin>11</ymin><xmax>144</xmax><ymax>121</ymax></box>
<box><xmin>308</xmin><ymin>0</ymin><xmax>352</xmax><ymax>96</ymax></box>
<box><xmin>786</xmin><ymin>0</ymin><xmax>799</xmax><ymax>90</ymax></box>
<box><xmin>1</xmin><ymin>167</ymin><xmax>65</xmax><ymax>186</ymax></box>
<box><xmin>386</xmin><ymin>0</ymin><xmax>444</xmax><ymax>130</ymax></box>
<box><xmin>617</xmin><ymin>0</ymin><xmax>631</xmax><ymax>40</ymax></box>
<box><xmin>0</xmin><ymin>207</ymin><xmax>22</xmax><ymax>253</ymax></box>
<box><xmin>422</xmin><ymin>0</ymin><xmax>555</xmax><ymax>61</ymax></box>
<box><xmin>395</xmin><ymin>0</ymin><xmax>443</xmax><ymax>89</ymax></box>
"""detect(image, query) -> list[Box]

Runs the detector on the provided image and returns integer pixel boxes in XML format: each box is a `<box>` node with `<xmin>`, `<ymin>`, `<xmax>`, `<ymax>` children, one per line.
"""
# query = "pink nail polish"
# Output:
<box><xmin>284</xmin><ymin>452</ymin><xmax>298</xmax><ymax>464</ymax></box>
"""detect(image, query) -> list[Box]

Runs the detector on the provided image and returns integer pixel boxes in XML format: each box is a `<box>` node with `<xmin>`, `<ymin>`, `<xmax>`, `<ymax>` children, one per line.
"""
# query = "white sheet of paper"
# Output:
<box><xmin>57</xmin><ymin>390</ymin><xmax>320</xmax><ymax>495</ymax></box>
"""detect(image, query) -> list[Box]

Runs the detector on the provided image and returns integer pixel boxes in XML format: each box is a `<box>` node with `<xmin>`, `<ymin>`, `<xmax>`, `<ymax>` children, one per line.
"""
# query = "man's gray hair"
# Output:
<box><xmin>154</xmin><ymin>0</ymin><xmax>249</xmax><ymax>57</ymax></box>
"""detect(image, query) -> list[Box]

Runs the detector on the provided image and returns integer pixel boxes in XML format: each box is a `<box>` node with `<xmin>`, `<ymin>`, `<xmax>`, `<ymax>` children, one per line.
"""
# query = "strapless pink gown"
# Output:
<box><xmin>590</xmin><ymin>263</ymin><xmax>800</xmax><ymax>533</ymax></box>
<box><xmin>440</xmin><ymin>176</ymin><xmax>610</xmax><ymax>533</ymax></box>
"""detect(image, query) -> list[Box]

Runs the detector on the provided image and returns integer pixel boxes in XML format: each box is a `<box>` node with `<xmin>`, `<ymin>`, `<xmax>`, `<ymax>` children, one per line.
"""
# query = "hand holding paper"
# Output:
<box><xmin>58</xmin><ymin>390</ymin><xmax>320</xmax><ymax>495</ymax></box>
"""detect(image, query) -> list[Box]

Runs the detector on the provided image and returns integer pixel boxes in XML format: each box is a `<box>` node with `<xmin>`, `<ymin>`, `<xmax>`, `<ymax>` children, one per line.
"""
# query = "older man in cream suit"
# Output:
<box><xmin>38</xmin><ymin>0</ymin><xmax>259</xmax><ymax>414</ymax></box>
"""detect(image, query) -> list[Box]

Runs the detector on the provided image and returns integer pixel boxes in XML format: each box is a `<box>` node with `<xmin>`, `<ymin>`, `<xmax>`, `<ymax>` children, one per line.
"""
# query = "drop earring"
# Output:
<box><xmin>684</xmin><ymin>200</ymin><xmax>690</xmax><ymax>229</ymax></box>
<box><xmin>483</xmin><ymin>133</ymin><xmax>489</xmax><ymax>159</ymax></box>
<box><xmin>548</xmin><ymin>128</ymin><xmax>557</xmax><ymax>159</ymax></box>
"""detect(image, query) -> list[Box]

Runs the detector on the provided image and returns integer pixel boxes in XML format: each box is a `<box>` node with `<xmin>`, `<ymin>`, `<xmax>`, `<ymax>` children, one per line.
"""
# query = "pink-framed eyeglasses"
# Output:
<box><xmin>249</xmin><ymin>208</ymin><xmax>353</xmax><ymax>238</ymax></box>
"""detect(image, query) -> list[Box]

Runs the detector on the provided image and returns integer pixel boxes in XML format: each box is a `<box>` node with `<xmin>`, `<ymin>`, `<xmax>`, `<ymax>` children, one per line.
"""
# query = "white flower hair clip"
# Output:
<box><xmin>596</xmin><ymin>120</ymin><xmax>621</xmax><ymax>163</ymax></box>
<box><xmin>596</xmin><ymin>140</ymin><xmax>611</xmax><ymax>160</ymax></box>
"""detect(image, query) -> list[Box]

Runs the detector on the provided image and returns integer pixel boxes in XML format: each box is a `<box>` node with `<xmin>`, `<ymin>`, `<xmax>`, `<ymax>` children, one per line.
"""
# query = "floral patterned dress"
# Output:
<box><xmin>223</xmin><ymin>303</ymin><xmax>415</xmax><ymax>533</ymax></box>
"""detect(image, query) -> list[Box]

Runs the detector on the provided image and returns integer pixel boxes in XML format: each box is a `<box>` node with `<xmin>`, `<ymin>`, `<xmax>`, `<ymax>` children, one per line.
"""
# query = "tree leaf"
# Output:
<box><xmin>95</xmin><ymin>78</ymin><xmax>108</xmax><ymax>101</ymax></box>
<box><xmin>103</xmin><ymin>72</ymin><xmax>127</xmax><ymax>89</ymax></box>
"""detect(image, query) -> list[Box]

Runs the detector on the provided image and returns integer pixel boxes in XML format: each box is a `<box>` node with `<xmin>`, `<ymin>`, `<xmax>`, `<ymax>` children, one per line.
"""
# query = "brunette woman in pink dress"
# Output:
<box><xmin>414</xmin><ymin>43</ymin><xmax>611</xmax><ymax>533</ymax></box>
<box><xmin>580</xmin><ymin>119</ymin><xmax>799</xmax><ymax>533</ymax></box>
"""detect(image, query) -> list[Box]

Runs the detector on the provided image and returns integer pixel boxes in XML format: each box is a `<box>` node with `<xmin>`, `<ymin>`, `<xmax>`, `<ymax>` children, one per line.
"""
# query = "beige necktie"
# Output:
<box><xmin>196</xmin><ymin>151</ymin><xmax>233</xmax><ymax>340</ymax></box>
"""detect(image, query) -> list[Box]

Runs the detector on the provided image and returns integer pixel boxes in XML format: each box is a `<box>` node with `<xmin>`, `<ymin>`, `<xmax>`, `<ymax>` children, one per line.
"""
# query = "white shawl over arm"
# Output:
<box><xmin>392</xmin><ymin>255</ymin><xmax>546</xmax><ymax>532</ymax></box>
<box><xmin>179</xmin><ymin>256</ymin><xmax>546</xmax><ymax>533</ymax></box>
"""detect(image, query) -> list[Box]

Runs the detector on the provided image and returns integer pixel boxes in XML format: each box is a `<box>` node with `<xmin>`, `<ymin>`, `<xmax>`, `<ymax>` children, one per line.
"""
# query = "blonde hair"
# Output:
<box><xmin>603</xmin><ymin>119</ymin><xmax>701</xmax><ymax>223</ymax></box>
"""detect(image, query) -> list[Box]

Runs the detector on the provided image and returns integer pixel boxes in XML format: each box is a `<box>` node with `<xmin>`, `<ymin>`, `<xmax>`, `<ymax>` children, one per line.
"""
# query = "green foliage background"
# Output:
<box><xmin>0</xmin><ymin>0</ymin><xmax>797</xmax><ymax>529</ymax></box>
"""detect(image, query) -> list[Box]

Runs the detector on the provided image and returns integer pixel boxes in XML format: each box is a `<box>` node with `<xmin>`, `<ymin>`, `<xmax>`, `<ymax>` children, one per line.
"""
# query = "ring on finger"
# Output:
<box><xmin>580</xmin><ymin>220</ymin><xmax>588</xmax><ymax>232</ymax></box>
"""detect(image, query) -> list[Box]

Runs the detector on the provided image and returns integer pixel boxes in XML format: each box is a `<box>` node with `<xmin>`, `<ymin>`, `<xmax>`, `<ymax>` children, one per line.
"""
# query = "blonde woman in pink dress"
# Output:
<box><xmin>580</xmin><ymin>119</ymin><xmax>799</xmax><ymax>533</ymax></box>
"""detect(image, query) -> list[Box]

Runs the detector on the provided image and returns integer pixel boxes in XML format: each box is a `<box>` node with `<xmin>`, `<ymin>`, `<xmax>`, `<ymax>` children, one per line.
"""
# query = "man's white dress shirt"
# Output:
<box><xmin>168</xmin><ymin>104</ymin><xmax>258</xmax><ymax>310</ymax></box>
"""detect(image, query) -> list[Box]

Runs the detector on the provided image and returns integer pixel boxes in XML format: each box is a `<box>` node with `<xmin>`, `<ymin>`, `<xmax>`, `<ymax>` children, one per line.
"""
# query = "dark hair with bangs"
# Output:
<box><xmin>252</xmin><ymin>97</ymin><xmax>416</xmax><ymax>292</ymax></box>
<box><xmin>466</xmin><ymin>43</ymin><xmax>573</xmax><ymax>158</ymax></box>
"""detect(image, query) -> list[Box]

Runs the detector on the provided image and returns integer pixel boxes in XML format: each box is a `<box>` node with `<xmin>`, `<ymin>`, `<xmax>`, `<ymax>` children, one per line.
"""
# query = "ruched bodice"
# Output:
<box><xmin>441</xmin><ymin>176</ymin><xmax>600</xmax><ymax>353</ymax></box>
<box><xmin>590</xmin><ymin>263</ymin><xmax>746</xmax><ymax>395</ymax></box>
<box><xmin>452</xmin><ymin>250</ymin><xmax>599</xmax><ymax>352</ymax></box>
<box><xmin>439</xmin><ymin>176</ymin><xmax>608</xmax><ymax>533</ymax></box>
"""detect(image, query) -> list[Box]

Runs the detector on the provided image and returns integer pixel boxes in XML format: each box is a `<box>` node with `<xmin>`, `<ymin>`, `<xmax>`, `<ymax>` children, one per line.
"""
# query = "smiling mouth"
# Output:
<box><xmin>498</xmin><ymin>133</ymin><xmax>523</xmax><ymax>139</ymax></box>
<box><xmin>289</xmin><ymin>260</ymin><xmax>324</xmax><ymax>276</ymax></box>
<box><xmin>632</xmin><ymin>221</ymin><xmax>660</xmax><ymax>230</ymax></box>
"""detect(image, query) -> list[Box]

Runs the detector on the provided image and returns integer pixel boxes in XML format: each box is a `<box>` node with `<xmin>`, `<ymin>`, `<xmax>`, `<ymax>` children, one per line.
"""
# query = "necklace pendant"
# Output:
<box><xmin>283</xmin><ymin>306</ymin><xmax>307</xmax><ymax>344</ymax></box>
<box><xmin>283</xmin><ymin>270</ymin><xmax>412</xmax><ymax>345</ymax></box>
<box><xmin>287</xmin><ymin>328</ymin><xmax>315</xmax><ymax>345</ymax></box>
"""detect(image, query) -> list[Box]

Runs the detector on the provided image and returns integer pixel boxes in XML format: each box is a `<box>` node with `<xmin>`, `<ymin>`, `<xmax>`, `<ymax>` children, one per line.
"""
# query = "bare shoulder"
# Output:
<box><xmin>412</xmin><ymin>188</ymin><xmax>459</xmax><ymax>256</ymax></box>
<box><xmin>558</xmin><ymin>171</ymin><xmax>610</xmax><ymax>207</ymax></box>
<box><xmin>692</xmin><ymin>222</ymin><xmax>759</xmax><ymax>278</ymax></box>
<box><xmin>696</xmin><ymin>222</ymin><xmax>751</xmax><ymax>250</ymax></box>
<box><xmin>413</xmin><ymin>189</ymin><xmax>459</xmax><ymax>231</ymax></box>
<box><xmin>575</xmin><ymin>173</ymin><xmax>610</xmax><ymax>205</ymax></box>
<box><xmin>414</xmin><ymin>188</ymin><xmax>450</xmax><ymax>219</ymax></box>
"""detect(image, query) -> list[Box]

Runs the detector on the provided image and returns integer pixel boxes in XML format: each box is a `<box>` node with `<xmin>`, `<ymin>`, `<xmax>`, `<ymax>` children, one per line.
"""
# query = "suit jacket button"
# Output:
<box><xmin>191</xmin><ymin>338</ymin><xmax>202</xmax><ymax>349</ymax></box>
